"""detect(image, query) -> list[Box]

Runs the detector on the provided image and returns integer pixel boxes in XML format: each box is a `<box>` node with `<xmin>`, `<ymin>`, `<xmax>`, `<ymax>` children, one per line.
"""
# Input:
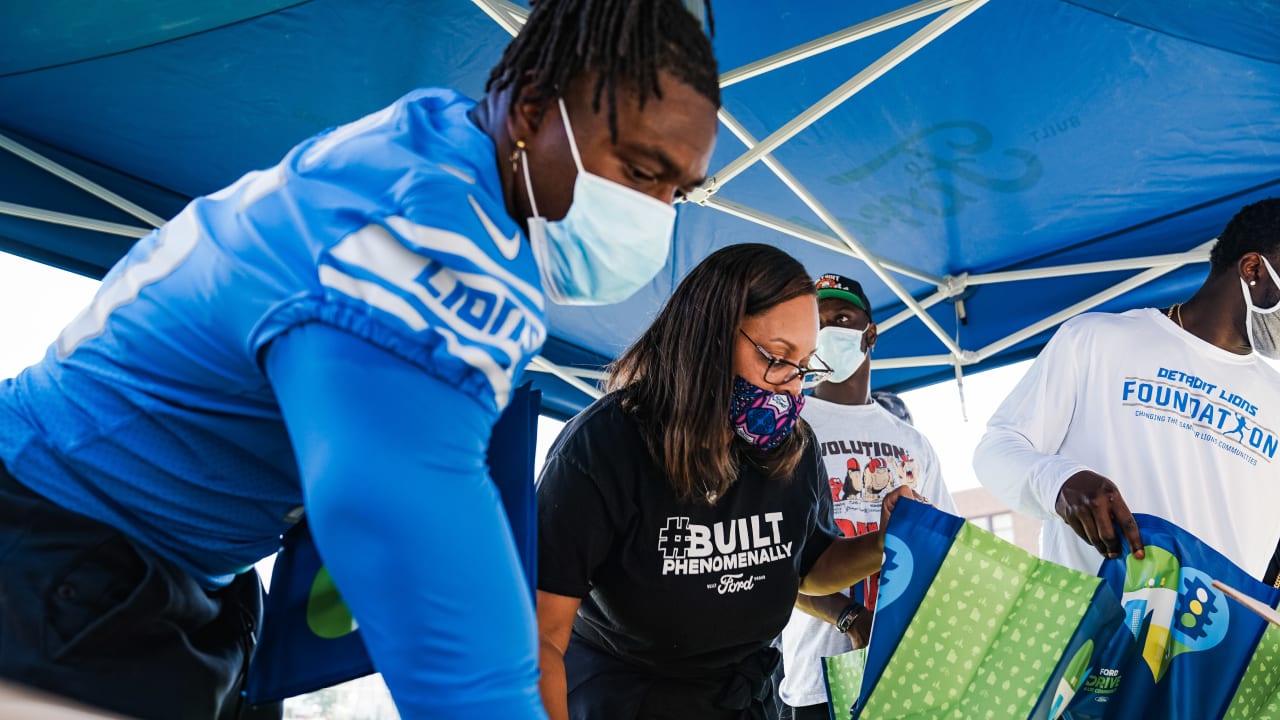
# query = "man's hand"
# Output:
<box><xmin>846</xmin><ymin>608</ymin><xmax>874</xmax><ymax>650</ymax></box>
<box><xmin>1054</xmin><ymin>470</ymin><xmax>1145</xmax><ymax>560</ymax></box>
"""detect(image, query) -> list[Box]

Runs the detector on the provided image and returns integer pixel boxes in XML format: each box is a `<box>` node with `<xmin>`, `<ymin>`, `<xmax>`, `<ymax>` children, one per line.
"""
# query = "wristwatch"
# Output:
<box><xmin>835</xmin><ymin>602</ymin><xmax>864</xmax><ymax>633</ymax></box>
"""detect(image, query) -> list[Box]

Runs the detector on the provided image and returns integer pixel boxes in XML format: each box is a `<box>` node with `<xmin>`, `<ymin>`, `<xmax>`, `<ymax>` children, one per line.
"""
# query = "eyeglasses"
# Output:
<box><xmin>739</xmin><ymin>329</ymin><xmax>833</xmax><ymax>386</ymax></box>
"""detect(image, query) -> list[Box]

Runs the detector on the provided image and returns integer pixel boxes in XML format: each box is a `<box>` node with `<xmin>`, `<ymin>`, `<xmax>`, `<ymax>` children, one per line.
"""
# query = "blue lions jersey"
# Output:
<box><xmin>0</xmin><ymin>88</ymin><xmax>546</xmax><ymax>587</ymax></box>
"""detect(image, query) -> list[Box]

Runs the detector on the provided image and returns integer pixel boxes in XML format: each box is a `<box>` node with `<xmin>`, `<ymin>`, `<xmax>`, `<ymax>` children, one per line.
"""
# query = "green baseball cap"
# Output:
<box><xmin>815</xmin><ymin>273</ymin><xmax>872</xmax><ymax>319</ymax></box>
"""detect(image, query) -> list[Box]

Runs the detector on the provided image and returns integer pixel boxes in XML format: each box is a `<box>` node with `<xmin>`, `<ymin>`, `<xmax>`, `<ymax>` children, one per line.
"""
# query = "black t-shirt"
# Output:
<box><xmin>537</xmin><ymin>392</ymin><xmax>841</xmax><ymax>675</ymax></box>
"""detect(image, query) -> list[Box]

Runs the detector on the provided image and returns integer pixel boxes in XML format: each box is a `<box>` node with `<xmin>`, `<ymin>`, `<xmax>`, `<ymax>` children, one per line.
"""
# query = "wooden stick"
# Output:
<box><xmin>1213</xmin><ymin>580</ymin><xmax>1280</xmax><ymax>629</ymax></box>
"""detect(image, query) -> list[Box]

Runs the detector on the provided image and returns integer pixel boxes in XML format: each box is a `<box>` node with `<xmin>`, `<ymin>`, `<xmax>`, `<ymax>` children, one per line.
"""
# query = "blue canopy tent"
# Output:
<box><xmin>3</xmin><ymin>0</ymin><xmax>1280</xmax><ymax>417</ymax></box>
<box><xmin>5</xmin><ymin>0</ymin><xmax>1280</xmax><ymax>704</ymax></box>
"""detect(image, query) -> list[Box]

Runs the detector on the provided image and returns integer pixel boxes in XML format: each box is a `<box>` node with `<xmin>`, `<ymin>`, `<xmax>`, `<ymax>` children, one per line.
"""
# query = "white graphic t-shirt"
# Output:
<box><xmin>779</xmin><ymin>397</ymin><xmax>956</xmax><ymax>707</ymax></box>
<box><xmin>974</xmin><ymin>308</ymin><xmax>1280</xmax><ymax>576</ymax></box>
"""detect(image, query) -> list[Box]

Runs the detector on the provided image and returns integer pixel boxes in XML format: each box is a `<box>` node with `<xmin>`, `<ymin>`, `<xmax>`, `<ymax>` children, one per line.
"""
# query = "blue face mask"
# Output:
<box><xmin>521</xmin><ymin>98</ymin><xmax>677</xmax><ymax>306</ymax></box>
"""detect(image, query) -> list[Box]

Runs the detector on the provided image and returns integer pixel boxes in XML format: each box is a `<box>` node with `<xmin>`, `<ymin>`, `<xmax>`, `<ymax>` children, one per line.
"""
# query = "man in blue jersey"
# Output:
<box><xmin>0</xmin><ymin>1</ymin><xmax>720</xmax><ymax>718</ymax></box>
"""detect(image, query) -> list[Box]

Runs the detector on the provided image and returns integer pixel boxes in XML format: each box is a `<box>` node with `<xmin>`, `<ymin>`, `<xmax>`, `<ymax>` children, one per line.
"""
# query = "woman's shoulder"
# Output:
<box><xmin>547</xmin><ymin>391</ymin><xmax>647</xmax><ymax>462</ymax></box>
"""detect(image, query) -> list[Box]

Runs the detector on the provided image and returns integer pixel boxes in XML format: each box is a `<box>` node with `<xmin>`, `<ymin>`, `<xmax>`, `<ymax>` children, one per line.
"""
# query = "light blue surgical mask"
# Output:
<box><xmin>521</xmin><ymin>98</ymin><xmax>676</xmax><ymax>306</ymax></box>
<box><xmin>815</xmin><ymin>325</ymin><xmax>867</xmax><ymax>384</ymax></box>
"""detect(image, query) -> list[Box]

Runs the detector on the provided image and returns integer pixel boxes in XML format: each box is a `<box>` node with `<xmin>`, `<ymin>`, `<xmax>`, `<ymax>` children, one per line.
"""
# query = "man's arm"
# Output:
<box><xmin>971</xmin><ymin>323</ymin><xmax>1089</xmax><ymax>519</ymax></box>
<box><xmin>972</xmin><ymin>321</ymin><xmax>1143</xmax><ymax>560</ymax></box>
<box><xmin>268</xmin><ymin>323</ymin><xmax>547</xmax><ymax>718</ymax></box>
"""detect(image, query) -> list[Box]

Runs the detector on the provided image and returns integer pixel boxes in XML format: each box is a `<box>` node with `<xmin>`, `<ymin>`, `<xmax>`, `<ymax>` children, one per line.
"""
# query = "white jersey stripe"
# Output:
<box><xmin>316</xmin><ymin>266</ymin><xmax>514</xmax><ymax>408</ymax></box>
<box><xmin>317</xmin><ymin>265</ymin><xmax>427</xmax><ymax>331</ymax></box>
<box><xmin>384</xmin><ymin>212</ymin><xmax>543</xmax><ymax>310</ymax></box>
<box><xmin>328</xmin><ymin>224</ymin><xmax>544</xmax><ymax>361</ymax></box>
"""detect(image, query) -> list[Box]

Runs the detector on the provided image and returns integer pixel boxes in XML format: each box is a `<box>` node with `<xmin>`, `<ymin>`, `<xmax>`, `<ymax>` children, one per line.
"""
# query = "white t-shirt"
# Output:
<box><xmin>974</xmin><ymin>307</ymin><xmax>1280</xmax><ymax>576</ymax></box>
<box><xmin>779</xmin><ymin>397</ymin><xmax>956</xmax><ymax>708</ymax></box>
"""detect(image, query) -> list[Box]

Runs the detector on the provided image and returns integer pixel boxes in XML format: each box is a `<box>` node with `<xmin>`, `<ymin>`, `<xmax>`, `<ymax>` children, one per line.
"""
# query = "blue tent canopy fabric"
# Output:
<box><xmin>2</xmin><ymin>0</ymin><xmax>1278</xmax><ymax>417</ymax></box>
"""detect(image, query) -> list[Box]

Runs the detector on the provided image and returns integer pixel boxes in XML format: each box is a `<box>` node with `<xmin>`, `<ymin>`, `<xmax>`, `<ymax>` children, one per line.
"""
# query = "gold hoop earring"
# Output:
<box><xmin>510</xmin><ymin>139</ymin><xmax>526</xmax><ymax>174</ymax></box>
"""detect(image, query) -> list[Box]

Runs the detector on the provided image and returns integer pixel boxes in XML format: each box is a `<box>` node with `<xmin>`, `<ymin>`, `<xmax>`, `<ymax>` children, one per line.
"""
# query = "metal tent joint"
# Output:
<box><xmin>938</xmin><ymin>273</ymin><xmax>969</xmax><ymax>299</ymax></box>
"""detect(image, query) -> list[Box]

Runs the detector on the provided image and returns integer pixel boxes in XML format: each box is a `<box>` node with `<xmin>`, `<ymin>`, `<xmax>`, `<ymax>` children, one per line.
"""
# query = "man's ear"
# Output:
<box><xmin>506</xmin><ymin>79</ymin><xmax>551</xmax><ymax>144</ymax></box>
<box><xmin>1241</xmin><ymin>251</ymin><xmax>1279</xmax><ymax>286</ymax></box>
<box><xmin>864</xmin><ymin>321</ymin><xmax>878</xmax><ymax>353</ymax></box>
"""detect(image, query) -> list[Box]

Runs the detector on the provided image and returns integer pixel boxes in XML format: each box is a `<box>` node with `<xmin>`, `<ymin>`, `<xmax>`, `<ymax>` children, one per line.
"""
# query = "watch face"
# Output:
<box><xmin>834</xmin><ymin>599</ymin><xmax>865</xmax><ymax>627</ymax></box>
<box><xmin>836</xmin><ymin>607</ymin><xmax>858</xmax><ymax>632</ymax></box>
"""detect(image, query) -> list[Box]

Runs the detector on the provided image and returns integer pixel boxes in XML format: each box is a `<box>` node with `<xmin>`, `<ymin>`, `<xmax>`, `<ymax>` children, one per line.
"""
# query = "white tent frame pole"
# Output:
<box><xmin>470</xmin><ymin>0</ymin><xmax>526</xmax><ymax>35</ymax></box>
<box><xmin>527</xmin><ymin>356</ymin><xmax>605</xmax><ymax>400</ymax></box>
<box><xmin>564</xmin><ymin>366</ymin><xmax>607</xmax><ymax>381</ymax></box>
<box><xmin>869</xmin><ymin>241</ymin><xmax>1213</xmax><ymax>371</ymax></box>
<box><xmin>720</xmin><ymin>0</ymin><xmax>971</xmax><ymax>87</ymax></box>
<box><xmin>467</xmin><ymin>0</ymin><xmax>950</xmax><ymax>293</ymax></box>
<box><xmin>795</xmin><ymin>165</ymin><xmax>963</xmax><ymax>356</ymax></box>
<box><xmin>711</xmin><ymin>109</ymin><xmax>965</xmax><ymax>356</ymax></box>
<box><xmin>468</xmin><ymin>0</ymin><xmax>1195</xmax><ymax>378</ymax></box>
<box><xmin>468</xmin><ymin>0</ymin><xmax>973</xmax><ymax>356</ymax></box>
<box><xmin>971</xmin><ymin>239</ymin><xmax>1215</xmax><ymax>363</ymax></box>
<box><xmin>702</xmin><ymin>196</ymin><xmax>940</xmax><ymax>285</ymax></box>
<box><xmin>966</xmin><ymin>249</ymin><xmax>1212</xmax><ymax>285</ymax></box>
<box><xmin>706</xmin><ymin>0</ymin><xmax>988</xmax><ymax>194</ymax></box>
<box><xmin>0</xmin><ymin>201</ymin><xmax>151</xmax><ymax>238</ymax></box>
<box><xmin>0</xmin><ymin>133</ymin><xmax>166</xmax><ymax>229</ymax></box>
<box><xmin>680</xmin><ymin>0</ymin><xmax>707</xmax><ymax>28</ymax></box>
<box><xmin>870</xmin><ymin>353</ymin><xmax>959</xmax><ymax>370</ymax></box>
<box><xmin>874</xmin><ymin>246</ymin><xmax>1213</xmax><ymax>331</ymax></box>
<box><xmin>875</xmin><ymin>289</ymin><xmax>952</xmax><ymax>333</ymax></box>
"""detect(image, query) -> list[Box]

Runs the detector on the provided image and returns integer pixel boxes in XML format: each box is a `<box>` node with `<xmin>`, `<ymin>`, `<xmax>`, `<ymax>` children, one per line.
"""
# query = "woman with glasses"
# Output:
<box><xmin>536</xmin><ymin>243</ymin><xmax>921</xmax><ymax>720</ymax></box>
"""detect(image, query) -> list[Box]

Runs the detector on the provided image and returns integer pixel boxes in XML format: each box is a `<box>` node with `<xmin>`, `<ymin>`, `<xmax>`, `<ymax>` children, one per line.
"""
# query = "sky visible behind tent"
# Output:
<box><xmin>0</xmin><ymin>250</ymin><xmax>1025</xmax><ymax>496</ymax></box>
<box><xmin>15</xmin><ymin>249</ymin><xmax>1278</xmax><ymax>498</ymax></box>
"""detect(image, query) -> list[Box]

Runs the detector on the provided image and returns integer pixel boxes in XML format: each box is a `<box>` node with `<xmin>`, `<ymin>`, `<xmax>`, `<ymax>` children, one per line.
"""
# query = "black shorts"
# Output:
<box><xmin>0</xmin><ymin>461</ymin><xmax>279</xmax><ymax>720</ymax></box>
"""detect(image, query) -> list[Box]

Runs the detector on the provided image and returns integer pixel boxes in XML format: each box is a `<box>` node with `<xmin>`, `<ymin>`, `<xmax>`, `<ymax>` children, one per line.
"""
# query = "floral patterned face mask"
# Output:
<box><xmin>729</xmin><ymin>375</ymin><xmax>805</xmax><ymax>451</ymax></box>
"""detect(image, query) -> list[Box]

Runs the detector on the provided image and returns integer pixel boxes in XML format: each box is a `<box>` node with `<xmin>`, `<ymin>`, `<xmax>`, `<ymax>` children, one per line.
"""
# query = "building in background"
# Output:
<box><xmin>951</xmin><ymin>487</ymin><xmax>1042</xmax><ymax>554</ymax></box>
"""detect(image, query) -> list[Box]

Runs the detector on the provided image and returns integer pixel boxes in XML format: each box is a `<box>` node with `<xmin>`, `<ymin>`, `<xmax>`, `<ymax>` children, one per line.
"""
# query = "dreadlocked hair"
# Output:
<box><xmin>486</xmin><ymin>0</ymin><xmax>720</xmax><ymax>138</ymax></box>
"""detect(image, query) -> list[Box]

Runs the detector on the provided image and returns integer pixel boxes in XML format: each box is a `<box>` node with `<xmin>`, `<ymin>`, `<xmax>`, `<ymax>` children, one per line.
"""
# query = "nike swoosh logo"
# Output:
<box><xmin>469</xmin><ymin>195</ymin><xmax>521</xmax><ymax>261</ymax></box>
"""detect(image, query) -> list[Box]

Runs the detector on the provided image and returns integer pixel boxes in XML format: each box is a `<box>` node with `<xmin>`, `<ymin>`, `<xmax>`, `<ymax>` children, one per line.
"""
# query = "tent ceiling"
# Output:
<box><xmin>2</xmin><ymin>0</ymin><xmax>1278</xmax><ymax>417</ymax></box>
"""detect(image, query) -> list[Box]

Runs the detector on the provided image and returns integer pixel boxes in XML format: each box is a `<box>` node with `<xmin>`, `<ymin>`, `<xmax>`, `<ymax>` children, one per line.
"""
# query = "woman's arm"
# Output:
<box><xmin>794</xmin><ymin>593</ymin><xmax>873</xmax><ymax>649</ymax></box>
<box><xmin>536</xmin><ymin>590</ymin><xmax>581</xmax><ymax>720</ymax></box>
<box><xmin>798</xmin><ymin>533</ymin><xmax>884</xmax><ymax>596</ymax></box>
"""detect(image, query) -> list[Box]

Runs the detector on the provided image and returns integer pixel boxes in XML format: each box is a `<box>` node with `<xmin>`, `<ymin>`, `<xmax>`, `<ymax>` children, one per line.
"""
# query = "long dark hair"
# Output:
<box><xmin>608</xmin><ymin>243</ymin><xmax>816</xmax><ymax>503</ymax></box>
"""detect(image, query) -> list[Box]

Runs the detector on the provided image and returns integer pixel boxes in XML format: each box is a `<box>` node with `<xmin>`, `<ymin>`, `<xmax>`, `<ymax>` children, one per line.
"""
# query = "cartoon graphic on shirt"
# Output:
<box><xmin>842</xmin><ymin>457</ymin><xmax>863</xmax><ymax>500</ymax></box>
<box><xmin>863</xmin><ymin>458</ymin><xmax>894</xmax><ymax>501</ymax></box>
<box><xmin>828</xmin><ymin>477</ymin><xmax>844</xmax><ymax>504</ymax></box>
<box><xmin>817</xmin><ymin>436</ymin><xmax>933</xmax><ymax>610</ymax></box>
<box><xmin>892</xmin><ymin>452</ymin><xmax>918</xmax><ymax>491</ymax></box>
